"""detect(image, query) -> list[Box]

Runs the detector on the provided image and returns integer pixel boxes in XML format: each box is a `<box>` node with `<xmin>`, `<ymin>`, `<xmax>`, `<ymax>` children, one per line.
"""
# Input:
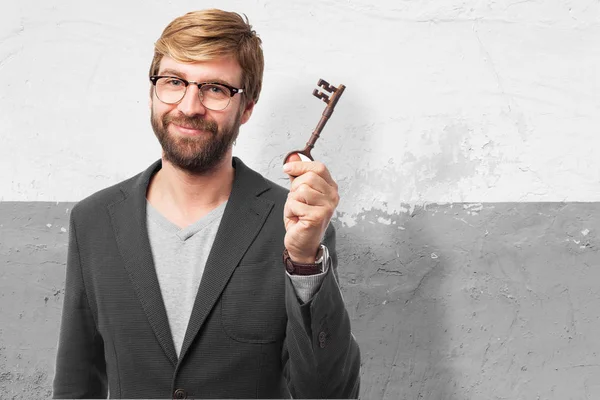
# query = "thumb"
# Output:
<box><xmin>284</xmin><ymin>153</ymin><xmax>302</xmax><ymax>183</ymax></box>
<box><xmin>285</xmin><ymin>152</ymin><xmax>302</xmax><ymax>163</ymax></box>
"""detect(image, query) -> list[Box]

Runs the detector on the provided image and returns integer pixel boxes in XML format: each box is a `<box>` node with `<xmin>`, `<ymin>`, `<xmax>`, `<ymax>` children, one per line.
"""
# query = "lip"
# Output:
<box><xmin>172</xmin><ymin>123</ymin><xmax>206</xmax><ymax>135</ymax></box>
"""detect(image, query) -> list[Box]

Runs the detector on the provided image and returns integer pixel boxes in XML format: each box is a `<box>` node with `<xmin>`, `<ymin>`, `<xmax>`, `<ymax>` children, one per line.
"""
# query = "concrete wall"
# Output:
<box><xmin>1</xmin><ymin>1</ymin><xmax>599</xmax><ymax>398</ymax></box>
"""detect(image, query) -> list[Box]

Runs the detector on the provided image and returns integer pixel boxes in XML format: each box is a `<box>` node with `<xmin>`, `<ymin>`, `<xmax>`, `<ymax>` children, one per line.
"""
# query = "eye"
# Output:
<box><xmin>166</xmin><ymin>78</ymin><xmax>183</xmax><ymax>86</ymax></box>
<box><xmin>201</xmin><ymin>84</ymin><xmax>231</xmax><ymax>99</ymax></box>
<box><xmin>207</xmin><ymin>84</ymin><xmax>226</xmax><ymax>94</ymax></box>
<box><xmin>162</xmin><ymin>78</ymin><xmax>184</xmax><ymax>87</ymax></box>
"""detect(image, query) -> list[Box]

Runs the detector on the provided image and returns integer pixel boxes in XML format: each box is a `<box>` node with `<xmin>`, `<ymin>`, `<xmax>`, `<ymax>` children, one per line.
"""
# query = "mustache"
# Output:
<box><xmin>163</xmin><ymin>114</ymin><xmax>218</xmax><ymax>134</ymax></box>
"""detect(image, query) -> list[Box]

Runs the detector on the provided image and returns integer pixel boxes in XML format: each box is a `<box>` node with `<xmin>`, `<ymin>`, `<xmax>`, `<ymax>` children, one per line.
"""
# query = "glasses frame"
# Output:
<box><xmin>149</xmin><ymin>75</ymin><xmax>245</xmax><ymax>111</ymax></box>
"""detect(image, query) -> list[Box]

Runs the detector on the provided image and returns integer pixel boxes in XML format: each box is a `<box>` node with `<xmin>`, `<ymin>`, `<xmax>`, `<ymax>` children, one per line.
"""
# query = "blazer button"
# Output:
<box><xmin>318</xmin><ymin>331</ymin><xmax>327</xmax><ymax>348</ymax></box>
<box><xmin>173</xmin><ymin>388</ymin><xmax>187</xmax><ymax>399</ymax></box>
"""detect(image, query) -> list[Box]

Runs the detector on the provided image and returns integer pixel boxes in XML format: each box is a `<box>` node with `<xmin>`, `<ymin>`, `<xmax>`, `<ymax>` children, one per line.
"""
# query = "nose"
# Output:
<box><xmin>176</xmin><ymin>84</ymin><xmax>206</xmax><ymax>116</ymax></box>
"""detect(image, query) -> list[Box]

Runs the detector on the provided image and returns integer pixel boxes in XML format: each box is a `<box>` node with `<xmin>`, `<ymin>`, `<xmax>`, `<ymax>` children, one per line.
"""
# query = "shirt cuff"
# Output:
<box><xmin>286</xmin><ymin>245</ymin><xmax>330</xmax><ymax>304</ymax></box>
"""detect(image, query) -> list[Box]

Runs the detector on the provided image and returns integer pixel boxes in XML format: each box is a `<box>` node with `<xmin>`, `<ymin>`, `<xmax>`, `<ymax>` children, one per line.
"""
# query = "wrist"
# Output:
<box><xmin>283</xmin><ymin>245</ymin><xmax>325</xmax><ymax>276</ymax></box>
<box><xmin>288</xmin><ymin>247</ymin><xmax>322</xmax><ymax>264</ymax></box>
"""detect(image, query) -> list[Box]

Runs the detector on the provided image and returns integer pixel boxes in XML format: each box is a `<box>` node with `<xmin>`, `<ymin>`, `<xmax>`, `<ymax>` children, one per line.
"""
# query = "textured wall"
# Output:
<box><xmin>3</xmin><ymin>202</ymin><xmax>600</xmax><ymax>399</ymax></box>
<box><xmin>1</xmin><ymin>0</ymin><xmax>600</xmax><ymax>399</ymax></box>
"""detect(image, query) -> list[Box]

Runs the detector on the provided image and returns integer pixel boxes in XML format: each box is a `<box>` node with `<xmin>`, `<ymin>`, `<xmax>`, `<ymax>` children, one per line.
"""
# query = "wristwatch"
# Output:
<box><xmin>283</xmin><ymin>245</ymin><xmax>325</xmax><ymax>275</ymax></box>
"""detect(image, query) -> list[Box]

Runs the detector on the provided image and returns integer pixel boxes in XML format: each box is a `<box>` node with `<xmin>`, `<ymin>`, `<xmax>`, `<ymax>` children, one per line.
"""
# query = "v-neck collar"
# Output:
<box><xmin>146</xmin><ymin>200</ymin><xmax>228</xmax><ymax>241</ymax></box>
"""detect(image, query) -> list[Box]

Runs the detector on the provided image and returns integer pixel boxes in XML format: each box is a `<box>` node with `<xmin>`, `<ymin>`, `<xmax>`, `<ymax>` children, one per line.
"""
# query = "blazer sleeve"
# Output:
<box><xmin>53</xmin><ymin>210</ymin><xmax>108</xmax><ymax>399</ymax></box>
<box><xmin>281</xmin><ymin>224</ymin><xmax>361</xmax><ymax>399</ymax></box>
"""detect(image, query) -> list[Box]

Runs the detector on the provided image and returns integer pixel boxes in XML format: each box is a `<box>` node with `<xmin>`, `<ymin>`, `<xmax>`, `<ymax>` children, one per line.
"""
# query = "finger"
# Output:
<box><xmin>285</xmin><ymin>194</ymin><xmax>334</xmax><ymax>225</ymax></box>
<box><xmin>289</xmin><ymin>184</ymin><xmax>328</xmax><ymax>206</ymax></box>
<box><xmin>284</xmin><ymin>196</ymin><xmax>312</xmax><ymax>220</ymax></box>
<box><xmin>290</xmin><ymin>172</ymin><xmax>331</xmax><ymax>196</ymax></box>
<box><xmin>284</xmin><ymin>152</ymin><xmax>302</xmax><ymax>164</ymax></box>
<box><xmin>283</xmin><ymin>161</ymin><xmax>336</xmax><ymax>187</ymax></box>
<box><xmin>284</xmin><ymin>154</ymin><xmax>302</xmax><ymax>183</ymax></box>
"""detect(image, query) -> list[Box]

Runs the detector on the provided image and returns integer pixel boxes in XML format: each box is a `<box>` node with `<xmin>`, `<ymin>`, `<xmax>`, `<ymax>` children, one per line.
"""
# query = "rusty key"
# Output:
<box><xmin>283</xmin><ymin>78</ymin><xmax>346</xmax><ymax>164</ymax></box>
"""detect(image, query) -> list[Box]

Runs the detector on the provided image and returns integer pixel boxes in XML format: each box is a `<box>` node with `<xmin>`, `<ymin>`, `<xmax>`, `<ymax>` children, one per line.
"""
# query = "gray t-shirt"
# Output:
<box><xmin>146</xmin><ymin>200</ymin><xmax>227</xmax><ymax>357</ymax></box>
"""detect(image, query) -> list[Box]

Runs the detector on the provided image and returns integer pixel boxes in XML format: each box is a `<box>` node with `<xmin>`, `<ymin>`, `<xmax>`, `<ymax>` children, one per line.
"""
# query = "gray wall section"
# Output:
<box><xmin>1</xmin><ymin>202</ymin><xmax>599</xmax><ymax>399</ymax></box>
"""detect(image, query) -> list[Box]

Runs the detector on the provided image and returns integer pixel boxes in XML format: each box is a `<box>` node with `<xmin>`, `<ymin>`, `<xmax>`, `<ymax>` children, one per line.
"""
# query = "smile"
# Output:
<box><xmin>172</xmin><ymin>124</ymin><xmax>208</xmax><ymax>135</ymax></box>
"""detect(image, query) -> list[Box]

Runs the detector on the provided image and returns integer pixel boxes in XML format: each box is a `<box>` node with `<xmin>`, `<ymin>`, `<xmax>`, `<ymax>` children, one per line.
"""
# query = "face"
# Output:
<box><xmin>150</xmin><ymin>55</ymin><xmax>254</xmax><ymax>174</ymax></box>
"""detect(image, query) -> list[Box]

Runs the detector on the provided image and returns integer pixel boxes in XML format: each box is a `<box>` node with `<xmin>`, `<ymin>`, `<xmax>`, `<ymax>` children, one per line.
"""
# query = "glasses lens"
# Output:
<box><xmin>155</xmin><ymin>77</ymin><xmax>186</xmax><ymax>104</ymax></box>
<box><xmin>200</xmin><ymin>84</ymin><xmax>231</xmax><ymax>111</ymax></box>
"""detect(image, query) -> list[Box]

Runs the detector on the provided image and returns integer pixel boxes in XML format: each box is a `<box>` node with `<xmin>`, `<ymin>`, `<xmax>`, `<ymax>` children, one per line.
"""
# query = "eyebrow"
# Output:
<box><xmin>158</xmin><ymin>68</ymin><xmax>186</xmax><ymax>78</ymax></box>
<box><xmin>157</xmin><ymin>69</ymin><xmax>240</xmax><ymax>88</ymax></box>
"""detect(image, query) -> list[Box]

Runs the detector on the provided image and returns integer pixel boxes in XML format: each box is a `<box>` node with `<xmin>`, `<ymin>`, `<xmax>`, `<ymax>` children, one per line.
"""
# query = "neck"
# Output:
<box><xmin>147</xmin><ymin>151</ymin><xmax>235</xmax><ymax>226</ymax></box>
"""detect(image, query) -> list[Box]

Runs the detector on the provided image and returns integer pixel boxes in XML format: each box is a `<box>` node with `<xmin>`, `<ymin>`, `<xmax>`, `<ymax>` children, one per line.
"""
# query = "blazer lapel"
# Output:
<box><xmin>178</xmin><ymin>157</ymin><xmax>274</xmax><ymax>363</ymax></box>
<box><xmin>107</xmin><ymin>159</ymin><xmax>179</xmax><ymax>367</ymax></box>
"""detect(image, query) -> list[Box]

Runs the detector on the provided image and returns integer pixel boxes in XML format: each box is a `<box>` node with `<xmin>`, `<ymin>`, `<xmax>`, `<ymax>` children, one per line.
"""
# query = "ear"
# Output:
<box><xmin>240</xmin><ymin>100</ymin><xmax>255</xmax><ymax>125</ymax></box>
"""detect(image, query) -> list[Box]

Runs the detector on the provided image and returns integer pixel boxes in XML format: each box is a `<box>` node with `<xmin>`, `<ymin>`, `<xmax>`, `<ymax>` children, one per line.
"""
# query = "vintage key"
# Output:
<box><xmin>283</xmin><ymin>78</ymin><xmax>346</xmax><ymax>164</ymax></box>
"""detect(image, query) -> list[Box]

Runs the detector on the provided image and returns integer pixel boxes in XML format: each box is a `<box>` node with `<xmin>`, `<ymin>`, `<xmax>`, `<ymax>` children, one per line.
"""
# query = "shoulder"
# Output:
<box><xmin>233</xmin><ymin>157</ymin><xmax>289</xmax><ymax>204</ymax></box>
<box><xmin>69</xmin><ymin>165</ymin><xmax>152</xmax><ymax>223</ymax></box>
<box><xmin>261</xmin><ymin>175</ymin><xmax>289</xmax><ymax>204</ymax></box>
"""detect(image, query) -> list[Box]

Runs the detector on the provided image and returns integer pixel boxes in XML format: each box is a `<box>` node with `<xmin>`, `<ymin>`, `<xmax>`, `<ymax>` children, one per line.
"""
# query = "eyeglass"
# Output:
<box><xmin>149</xmin><ymin>75</ymin><xmax>244</xmax><ymax>111</ymax></box>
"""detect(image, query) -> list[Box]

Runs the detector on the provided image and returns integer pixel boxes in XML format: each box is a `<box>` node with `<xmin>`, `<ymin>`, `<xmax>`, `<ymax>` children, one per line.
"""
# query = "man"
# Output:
<box><xmin>53</xmin><ymin>9</ymin><xmax>360</xmax><ymax>399</ymax></box>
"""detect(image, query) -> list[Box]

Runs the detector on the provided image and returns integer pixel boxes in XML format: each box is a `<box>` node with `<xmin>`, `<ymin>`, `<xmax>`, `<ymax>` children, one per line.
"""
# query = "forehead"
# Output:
<box><xmin>158</xmin><ymin>55</ymin><xmax>243</xmax><ymax>86</ymax></box>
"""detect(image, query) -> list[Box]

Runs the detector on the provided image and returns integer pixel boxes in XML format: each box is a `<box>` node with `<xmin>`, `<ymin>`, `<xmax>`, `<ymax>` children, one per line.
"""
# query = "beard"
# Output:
<box><xmin>150</xmin><ymin>107</ymin><xmax>242</xmax><ymax>174</ymax></box>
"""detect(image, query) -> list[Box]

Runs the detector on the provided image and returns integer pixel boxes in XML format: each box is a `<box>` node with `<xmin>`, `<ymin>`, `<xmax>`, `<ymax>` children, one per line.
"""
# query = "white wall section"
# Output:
<box><xmin>1</xmin><ymin>0</ymin><xmax>599</xmax><ymax>217</ymax></box>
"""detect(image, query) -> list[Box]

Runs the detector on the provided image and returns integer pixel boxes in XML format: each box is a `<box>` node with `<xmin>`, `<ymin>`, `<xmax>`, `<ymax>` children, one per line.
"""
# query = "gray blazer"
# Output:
<box><xmin>52</xmin><ymin>157</ymin><xmax>361</xmax><ymax>399</ymax></box>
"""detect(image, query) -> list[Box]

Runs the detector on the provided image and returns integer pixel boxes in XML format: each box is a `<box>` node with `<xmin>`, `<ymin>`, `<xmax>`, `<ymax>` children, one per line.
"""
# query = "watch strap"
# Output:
<box><xmin>283</xmin><ymin>246</ymin><xmax>324</xmax><ymax>275</ymax></box>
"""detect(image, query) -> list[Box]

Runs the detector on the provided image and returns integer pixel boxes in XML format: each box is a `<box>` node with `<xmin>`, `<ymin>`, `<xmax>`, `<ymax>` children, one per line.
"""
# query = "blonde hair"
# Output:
<box><xmin>149</xmin><ymin>9</ymin><xmax>264</xmax><ymax>104</ymax></box>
